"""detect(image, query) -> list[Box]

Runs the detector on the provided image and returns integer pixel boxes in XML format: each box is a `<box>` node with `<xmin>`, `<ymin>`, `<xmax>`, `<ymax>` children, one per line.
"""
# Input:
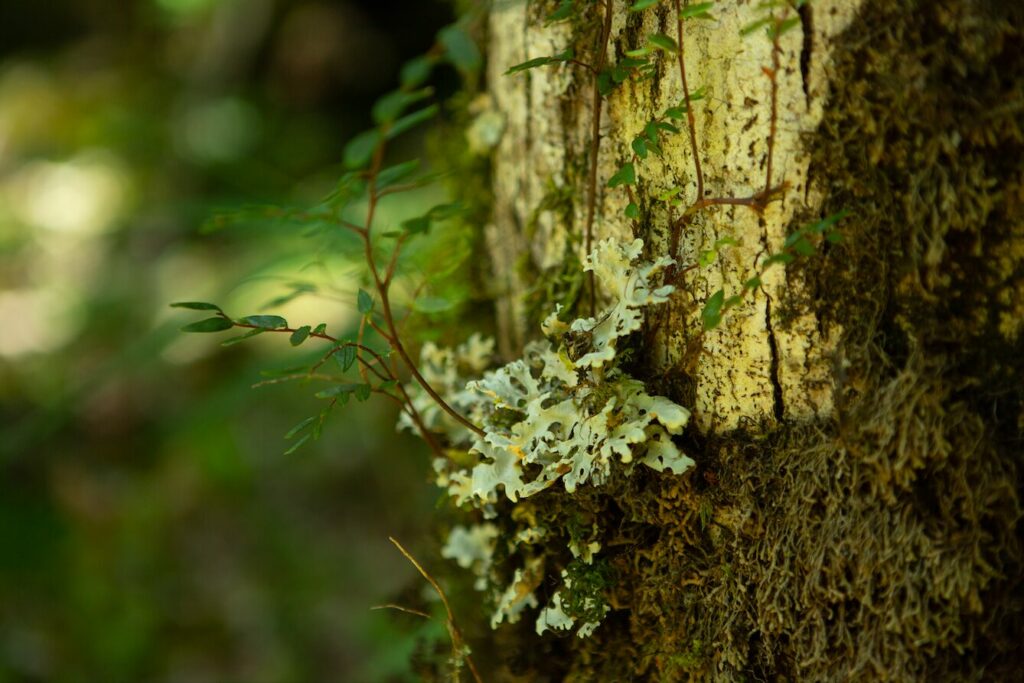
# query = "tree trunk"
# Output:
<box><xmin>478</xmin><ymin>0</ymin><xmax>1023</xmax><ymax>679</ymax></box>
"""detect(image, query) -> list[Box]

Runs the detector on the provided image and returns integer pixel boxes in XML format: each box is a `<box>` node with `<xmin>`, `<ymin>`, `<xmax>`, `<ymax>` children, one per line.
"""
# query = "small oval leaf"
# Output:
<box><xmin>343</xmin><ymin>129</ymin><xmax>380</xmax><ymax>170</ymax></box>
<box><xmin>182</xmin><ymin>317</ymin><xmax>234</xmax><ymax>333</ymax></box>
<box><xmin>242</xmin><ymin>315</ymin><xmax>288</xmax><ymax>329</ymax></box>
<box><xmin>290</xmin><ymin>326</ymin><xmax>311</xmax><ymax>346</ymax></box>
<box><xmin>357</xmin><ymin>289</ymin><xmax>374</xmax><ymax>315</ymax></box>
<box><xmin>171</xmin><ymin>301</ymin><xmax>222</xmax><ymax>312</ymax></box>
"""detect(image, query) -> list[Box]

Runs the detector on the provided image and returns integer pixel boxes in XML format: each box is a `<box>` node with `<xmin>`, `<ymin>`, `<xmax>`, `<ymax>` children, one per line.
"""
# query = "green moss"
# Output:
<box><xmin>439</xmin><ymin>1</ymin><xmax>1024</xmax><ymax>679</ymax></box>
<box><xmin>561</xmin><ymin>558</ymin><xmax>615</xmax><ymax>624</ymax></box>
<box><xmin>404</xmin><ymin>1</ymin><xmax>1024</xmax><ymax>680</ymax></box>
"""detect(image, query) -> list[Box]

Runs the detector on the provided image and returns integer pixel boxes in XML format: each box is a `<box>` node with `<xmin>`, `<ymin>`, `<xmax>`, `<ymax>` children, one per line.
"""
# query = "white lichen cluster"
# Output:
<box><xmin>408</xmin><ymin>238</ymin><xmax>695</xmax><ymax>637</ymax></box>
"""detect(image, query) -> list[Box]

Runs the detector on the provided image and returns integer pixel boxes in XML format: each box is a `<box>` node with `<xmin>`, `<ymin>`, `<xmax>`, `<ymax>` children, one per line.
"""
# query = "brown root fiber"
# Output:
<box><xmin>432</xmin><ymin>0</ymin><xmax>1024</xmax><ymax>680</ymax></box>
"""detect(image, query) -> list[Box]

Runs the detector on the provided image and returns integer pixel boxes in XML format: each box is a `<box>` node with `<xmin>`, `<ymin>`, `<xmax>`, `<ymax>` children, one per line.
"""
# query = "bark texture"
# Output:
<box><xmin>488</xmin><ymin>0</ymin><xmax>861</xmax><ymax>431</ymax></box>
<box><xmin>473</xmin><ymin>0</ymin><xmax>1023</xmax><ymax>679</ymax></box>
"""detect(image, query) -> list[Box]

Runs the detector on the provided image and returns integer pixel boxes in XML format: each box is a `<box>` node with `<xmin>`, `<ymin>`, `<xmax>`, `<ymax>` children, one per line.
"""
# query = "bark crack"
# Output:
<box><xmin>764</xmin><ymin>291</ymin><xmax>785</xmax><ymax>423</ymax></box>
<box><xmin>798</xmin><ymin>1</ymin><xmax>813</xmax><ymax>102</ymax></box>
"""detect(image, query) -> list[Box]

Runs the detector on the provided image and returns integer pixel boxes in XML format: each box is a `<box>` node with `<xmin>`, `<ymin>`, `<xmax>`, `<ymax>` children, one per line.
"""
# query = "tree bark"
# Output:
<box><xmin>479</xmin><ymin>0</ymin><xmax>1023</xmax><ymax>679</ymax></box>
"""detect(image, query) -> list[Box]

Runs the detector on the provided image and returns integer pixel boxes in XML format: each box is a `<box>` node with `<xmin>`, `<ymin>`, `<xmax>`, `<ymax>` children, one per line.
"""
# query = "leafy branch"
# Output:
<box><xmin>172</xmin><ymin>20</ymin><xmax>489</xmax><ymax>456</ymax></box>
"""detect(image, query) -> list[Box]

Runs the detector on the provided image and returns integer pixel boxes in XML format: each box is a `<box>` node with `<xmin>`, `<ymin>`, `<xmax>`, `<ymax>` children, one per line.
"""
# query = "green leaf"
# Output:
<box><xmin>312</xmin><ymin>412</ymin><xmax>327</xmax><ymax>440</ymax></box>
<box><xmin>181</xmin><ymin>317</ymin><xmax>234</xmax><ymax>333</ymax></box>
<box><xmin>372</xmin><ymin>88</ymin><xmax>433</xmax><ymax>125</ymax></box>
<box><xmin>399</xmin><ymin>200</ymin><xmax>462</xmax><ymax>235</ymax></box>
<box><xmin>506</xmin><ymin>55</ymin><xmax>560</xmax><ymax>75</ymax></box>
<box><xmin>285</xmin><ymin>416</ymin><xmax>317</xmax><ymax>440</ymax></box>
<box><xmin>743</xmin><ymin>276</ymin><xmax>763</xmax><ymax>290</ymax></box>
<box><xmin>740</xmin><ymin>17</ymin><xmax>772</xmax><ymax>36</ymax></box>
<box><xmin>792</xmin><ymin>236</ymin><xmax>816</xmax><ymax>257</ymax></box>
<box><xmin>679</xmin><ymin>2</ymin><xmax>715</xmax><ymax>19</ymax></box>
<box><xmin>698</xmin><ymin>250</ymin><xmax>716</xmax><ymax>267</ymax></box>
<box><xmin>632</xmin><ymin>137</ymin><xmax>648</xmax><ymax>159</ymax></box>
<box><xmin>687</xmin><ymin>86</ymin><xmax>706</xmax><ymax>101</ymax></box>
<box><xmin>357</xmin><ymin>289</ymin><xmax>374</xmax><ymax>315</ymax></box>
<box><xmin>597</xmin><ymin>71</ymin><xmax>615</xmax><ymax>96</ymax></box>
<box><xmin>648</xmin><ymin>33</ymin><xmax>679</xmax><ymax>53</ymax></box>
<box><xmin>221</xmin><ymin>329</ymin><xmax>264</xmax><ymax>346</ymax></box>
<box><xmin>413</xmin><ymin>295</ymin><xmax>455</xmax><ymax>313</ymax></box>
<box><xmin>241</xmin><ymin>315</ymin><xmax>288</xmax><ymax>329</ymax></box>
<box><xmin>378</xmin><ymin>379</ymin><xmax>400</xmax><ymax>393</ymax></box>
<box><xmin>503</xmin><ymin>47</ymin><xmax>577</xmax><ymax>75</ymax></box>
<box><xmin>618</xmin><ymin>57</ymin><xmax>648</xmax><ymax>69</ymax></box>
<box><xmin>825</xmin><ymin>230</ymin><xmax>843</xmax><ymax>244</ymax></box>
<box><xmin>171</xmin><ymin>301</ymin><xmax>222</xmax><ymax>312</ymax></box>
<box><xmin>429</xmin><ymin>202</ymin><xmax>464</xmax><ymax>219</ymax></box>
<box><xmin>312</xmin><ymin>323</ymin><xmax>327</xmax><ymax>335</ymax></box>
<box><xmin>701</xmin><ymin>289</ymin><xmax>725</xmax><ymax>329</ymax></box>
<box><xmin>377</xmin><ymin>159</ymin><xmax>421</xmax><ymax>188</ymax></box>
<box><xmin>769</xmin><ymin>16</ymin><xmax>801</xmax><ymax>39</ymax></box>
<box><xmin>630</xmin><ymin>0</ymin><xmax>661</xmax><ymax>10</ymax></box>
<box><xmin>283</xmin><ymin>433</ymin><xmax>312</xmax><ymax>456</ymax></box>
<box><xmin>625</xmin><ymin>202</ymin><xmax>640</xmax><ymax>219</ymax></box>
<box><xmin>438</xmin><ymin>24</ymin><xmax>481</xmax><ymax>73</ymax></box>
<box><xmin>400</xmin><ymin>55</ymin><xmax>435</xmax><ymax>88</ymax></box>
<box><xmin>290</xmin><ymin>326</ymin><xmax>311</xmax><ymax>346</ymax></box>
<box><xmin>713</xmin><ymin>236</ymin><xmax>739</xmax><ymax>249</ymax></box>
<box><xmin>315</xmin><ymin>383</ymin><xmax>362</xmax><ymax>400</ymax></box>
<box><xmin>402</xmin><ymin>215</ymin><xmax>432</xmax><ymax>234</ymax></box>
<box><xmin>762</xmin><ymin>252</ymin><xmax>795</xmax><ymax>267</ymax></box>
<box><xmin>626</xmin><ymin>46</ymin><xmax>654</xmax><ymax>58</ymax></box>
<box><xmin>644</xmin><ymin>122</ymin><xmax>661</xmax><ymax>146</ymax></box>
<box><xmin>343</xmin><ymin>129</ymin><xmax>380</xmax><ymax>169</ymax></box>
<box><xmin>607</xmin><ymin>162</ymin><xmax>636</xmax><ymax>188</ymax></box>
<box><xmin>655</xmin><ymin>121</ymin><xmax>681</xmax><ymax>134</ymax></box>
<box><xmin>723</xmin><ymin>294</ymin><xmax>744</xmax><ymax>310</ymax></box>
<box><xmin>546</xmin><ymin>0</ymin><xmax>575</xmax><ymax>22</ymax></box>
<box><xmin>664</xmin><ymin>106</ymin><xmax>686</xmax><ymax>119</ymax></box>
<box><xmin>808</xmin><ymin>209</ymin><xmax>849</xmax><ymax>233</ymax></box>
<box><xmin>335</xmin><ymin>344</ymin><xmax>357</xmax><ymax>372</ymax></box>
<box><xmin>354</xmin><ymin>383</ymin><xmax>372</xmax><ymax>401</ymax></box>
<box><xmin>386</xmin><ymin>105</ymin><xmax>439</xmax><ymax>140</ymax></box>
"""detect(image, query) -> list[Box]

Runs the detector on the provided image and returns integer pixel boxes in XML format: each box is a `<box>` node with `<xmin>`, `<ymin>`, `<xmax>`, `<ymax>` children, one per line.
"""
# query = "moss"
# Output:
<box><xmin>561</xmin><ymin>557</ymin><xmax>615</xmax><ymax>625</ymax></box>
<box><xmin>433</xmin><ymin>0</ymin><xmax>1023</xmax><ymax>679</ymax></box>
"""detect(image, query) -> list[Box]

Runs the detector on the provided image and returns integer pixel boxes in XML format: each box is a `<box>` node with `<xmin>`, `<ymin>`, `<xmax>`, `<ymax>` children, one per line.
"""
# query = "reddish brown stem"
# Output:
<box><xmin>363</xmin><ymin>142</ymin><xmax>485</xmax><ymax>439</ymax></box>
<box><xmin>673</xmin><ymin>0</ymin><xmax>704</xmax><ymax>202</ymax></box>
<box><xmin>764</xmin><ymin>14</ymin><xmax>783</xmax><ymax>195</ymax></box>
<box><xmin>568</xmin><ymin>58</ymin><xmax>597</xmax><ymax>74</ymax></box>
<box><xmin>583</xmin><ymin>2</ymin><xmax>614</xmax><ymax>316</ymax></box>
<box><xmin>388</xmin><ymin>537</ymin><xmax>483</xmax><ymax>683</ymax></box>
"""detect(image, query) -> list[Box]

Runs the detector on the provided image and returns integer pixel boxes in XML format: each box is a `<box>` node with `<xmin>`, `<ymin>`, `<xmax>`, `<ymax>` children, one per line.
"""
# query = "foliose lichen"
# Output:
<box><xmin>415</xmin><ymin>237</ymin><xmax>695</xmax><ymax>637</ymax></box>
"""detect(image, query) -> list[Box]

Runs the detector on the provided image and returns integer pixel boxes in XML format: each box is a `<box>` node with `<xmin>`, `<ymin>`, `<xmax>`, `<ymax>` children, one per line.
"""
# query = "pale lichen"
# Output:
<box><xmin>413</xmin><ymin>238</ymin><xmax>694</xmax><ymax>637</ymax></box>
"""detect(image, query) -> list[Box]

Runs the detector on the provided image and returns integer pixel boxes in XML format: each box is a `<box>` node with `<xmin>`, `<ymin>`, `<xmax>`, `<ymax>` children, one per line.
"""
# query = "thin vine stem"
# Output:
<box><xmin>673</xmin><ymin>0</ymin><xmax>704</xmax><ymax>202</ymax></box>
<box><xmin>583</xmin><ymin>2</ymin><xmax>614</xmax><ymax>316</ymax></box>
<box><xmin>361</xmin><ymin>140</ymin><xmax>485</xmax><ymax>439</ymax></box>
<box><xmin>388</xmin><ymin>537</ymin><xmax>483</xmax><ymax>683</ymax></box>
<box><xmin>663</xmin><ymin>2</ymin><xmax>790</xmax><ymax>286</ymax></box>
<box><xmin>763</xmin><ymin>11</ymin><xmax>783</xmax><ymax>195</ymax></box>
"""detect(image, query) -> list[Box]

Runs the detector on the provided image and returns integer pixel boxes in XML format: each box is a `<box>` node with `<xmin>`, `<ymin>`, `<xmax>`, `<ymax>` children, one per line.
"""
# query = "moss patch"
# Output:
<box><xmin>440</xmin><ymin>0</ymin><xmax>1024</xmax><ymax>679</ymax></box>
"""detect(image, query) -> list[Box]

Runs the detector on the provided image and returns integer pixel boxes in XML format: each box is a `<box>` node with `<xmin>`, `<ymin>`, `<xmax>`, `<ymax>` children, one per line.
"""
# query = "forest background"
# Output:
<box><xmin>0</xmin><ymin>0</ymin><xmax>462</xmax><ymax>680</ymax></box>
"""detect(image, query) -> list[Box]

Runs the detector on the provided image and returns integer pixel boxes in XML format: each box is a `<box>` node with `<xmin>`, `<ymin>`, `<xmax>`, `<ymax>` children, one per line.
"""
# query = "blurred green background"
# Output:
<box><xmin>0</xmin><ymin>0</ymin><xmax>466</xmax><ymax>680</ymax></box>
